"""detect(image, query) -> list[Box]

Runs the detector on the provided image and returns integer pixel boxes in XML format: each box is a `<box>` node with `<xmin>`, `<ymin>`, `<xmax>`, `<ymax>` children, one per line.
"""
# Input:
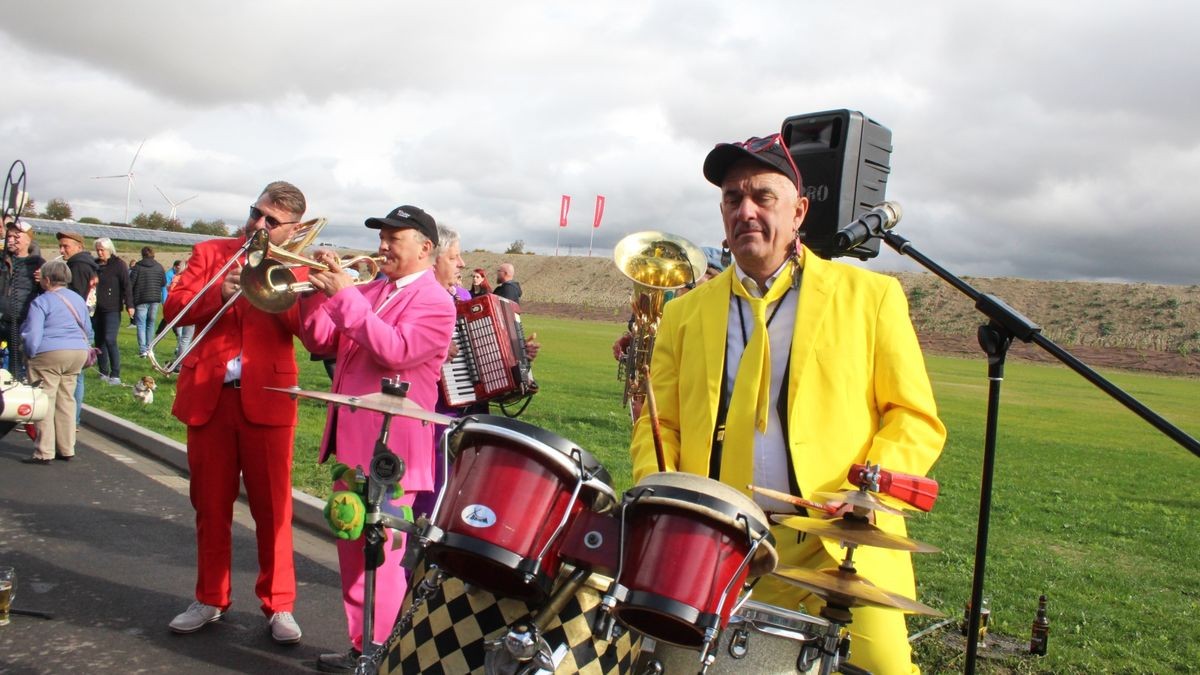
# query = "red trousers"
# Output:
<box><xmin>186</xmin><ymin>386</ymin><xmax>296</xmax><ymax>616</ymax></box>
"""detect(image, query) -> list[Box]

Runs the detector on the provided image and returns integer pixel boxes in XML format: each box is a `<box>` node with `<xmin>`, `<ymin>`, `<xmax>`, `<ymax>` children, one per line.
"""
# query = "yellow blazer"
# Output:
<box><xmin>630</xmin><ymin>247</ymin><xmax>947</xmax><ymax>601</ymax></box>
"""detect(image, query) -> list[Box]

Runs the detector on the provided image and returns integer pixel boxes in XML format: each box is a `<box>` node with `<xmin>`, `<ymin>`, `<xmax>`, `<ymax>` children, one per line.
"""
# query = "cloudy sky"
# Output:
<box><xmin>4</xmin><ymin>1</ymin><xmax>1198</xmax><ymax>284</ymax></box>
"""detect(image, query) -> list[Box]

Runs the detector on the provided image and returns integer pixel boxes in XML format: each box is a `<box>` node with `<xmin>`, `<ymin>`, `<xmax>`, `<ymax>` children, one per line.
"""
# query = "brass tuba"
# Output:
<box><xmin>614</xmin><ymin>231</ymin><xmax>707</xmax><ymax>411</ymax></box>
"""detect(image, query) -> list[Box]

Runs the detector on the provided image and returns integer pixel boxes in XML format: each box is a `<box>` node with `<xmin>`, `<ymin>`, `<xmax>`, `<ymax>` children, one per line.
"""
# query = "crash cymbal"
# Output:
<box><xmin>772</xmin><ymin>565</ymin><xmax>943</xmax><ymax>616</ymax></box>
<box><xmin>266</xmin><ymin>387</ymin><xmax>454</xmax><ymax>426</ymax></box>
<box><xmin>770</xmin><ymin>515</ymin><xmax>940</xmax><ymax>553</ymax></box>
<box><xmin>812</xmin><ymin>490</ymin><xmax>910</xmax><ymax>517</ymax></box>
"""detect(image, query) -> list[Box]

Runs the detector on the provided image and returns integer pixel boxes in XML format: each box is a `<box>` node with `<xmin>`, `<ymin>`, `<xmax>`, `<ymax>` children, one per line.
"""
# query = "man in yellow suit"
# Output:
<box><xmin>629</xmin><ymin>133</ymin><xmax>946</xmax><ymax>674</ymax></box>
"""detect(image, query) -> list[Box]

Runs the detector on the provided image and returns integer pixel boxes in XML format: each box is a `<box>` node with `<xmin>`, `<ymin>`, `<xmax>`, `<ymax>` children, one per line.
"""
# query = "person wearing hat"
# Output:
<box><xmin>164</xmin><ymin>181</ymin><xmax>309</xmax><ymax>645</ymax></box>
<box><xmin>627</xmin><ymin>134</ymin><xmax>946</xmax><ymax>674</ymax></box>
<box><xmin>56</xmin><ymin>230</ymin><xmax>99</xmax><ymax>425</ymax></box>
<box><xmin>298</xmin><ymin>205</ymin><xmax>456</xmax><ymax>672</ymax></box>
<box><xmin>1</xmin><ymin>217</ymin><xmax>46</xmax><ymax>380</ymax></box>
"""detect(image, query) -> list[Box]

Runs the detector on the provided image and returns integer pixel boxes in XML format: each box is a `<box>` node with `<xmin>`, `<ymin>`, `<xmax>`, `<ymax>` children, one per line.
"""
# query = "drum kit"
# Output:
<box><xmin>278</xmin><ymin>384</ymin><xmax>944</xmax><ymax>675</ymax></box>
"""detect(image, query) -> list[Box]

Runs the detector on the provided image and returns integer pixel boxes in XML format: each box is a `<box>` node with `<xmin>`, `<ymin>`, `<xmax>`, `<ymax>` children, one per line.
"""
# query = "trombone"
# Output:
<box><xmin>241</xmin><ymin>232</ymin><xmax>384</xmax><ymax>313</ymax></box>
<box><xmin>147</xmin><ymin>217</ymin><xmax>379</xmax><ymax>376</ymax></box>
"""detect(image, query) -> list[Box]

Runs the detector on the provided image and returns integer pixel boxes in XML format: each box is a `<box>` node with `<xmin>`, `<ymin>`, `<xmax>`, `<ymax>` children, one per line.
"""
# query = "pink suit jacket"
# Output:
<box><xmin>165</xmin><ymin>236</ymin><xmax>304</xmax><ymax>427</ymax></box>
<box><xmin>299</xmin><ymin>269</ymin><xmax>456</xmax><ymax>491</ymax></box>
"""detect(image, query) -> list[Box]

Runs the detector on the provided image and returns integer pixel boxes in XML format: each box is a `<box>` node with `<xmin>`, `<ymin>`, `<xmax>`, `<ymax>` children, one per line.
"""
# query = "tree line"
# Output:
<box><xmin>17</xmin><ymin>197</ymin><xmax>229</xmax><ymax>236</ymax></box>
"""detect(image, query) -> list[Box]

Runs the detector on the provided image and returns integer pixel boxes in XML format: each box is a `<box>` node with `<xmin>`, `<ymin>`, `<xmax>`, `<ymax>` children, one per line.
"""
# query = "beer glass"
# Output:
<box><xmin>0</xmin><ymin>566</ymin><xmax>14</xmax><ymax>626</ymax></box>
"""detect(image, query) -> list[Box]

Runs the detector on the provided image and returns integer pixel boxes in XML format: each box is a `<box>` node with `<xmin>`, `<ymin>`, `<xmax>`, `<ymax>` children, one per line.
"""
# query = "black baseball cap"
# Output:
<box><xmin>702</xmin><ymin>135</ymin><xmax>801</xmax><ymax>189</ymax></box>
<box><xmin>364</xmin><ymin>205</ymin><xmax>438</xmax><ymax>246</ymax></box>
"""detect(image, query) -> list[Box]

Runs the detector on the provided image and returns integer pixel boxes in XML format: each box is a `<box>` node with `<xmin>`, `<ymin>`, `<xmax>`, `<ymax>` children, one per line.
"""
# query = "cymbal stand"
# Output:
<box><xmin>355</xmin><ymin>377</ymin><xmax>420</xmax><ymax>674</ymax></box>
<box><xmin>876</xmin><ymin>227</ymin><xmax>1200</xmax><ymax>675</ymax></box>
<box><xmin>808</xmin><ymin>547</ymin><xmax>870</xmax><ymax>675</ymax></box>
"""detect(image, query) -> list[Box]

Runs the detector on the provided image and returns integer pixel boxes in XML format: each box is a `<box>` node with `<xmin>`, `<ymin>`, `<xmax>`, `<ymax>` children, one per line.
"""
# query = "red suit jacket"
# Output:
<box><xmin>164</xmin><ymin>236</ymin><xmax>303</xmax><ymax>427</ymax></box>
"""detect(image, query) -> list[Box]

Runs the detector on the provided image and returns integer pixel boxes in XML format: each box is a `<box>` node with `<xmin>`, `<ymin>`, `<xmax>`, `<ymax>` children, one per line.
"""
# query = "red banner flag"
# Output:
<box><xmin>559</xmin><ymin>195</ymin><xmax>571</xmax><ymax>227</ymax></box>
<box><xmin>593</xmin><ymin>195</ymin><xmax>606</xmax><ymax>229</ymax></box>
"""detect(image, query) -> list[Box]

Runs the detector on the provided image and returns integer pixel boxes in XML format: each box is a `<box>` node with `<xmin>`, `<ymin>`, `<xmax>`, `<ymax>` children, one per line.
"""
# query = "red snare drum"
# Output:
<box><xmin>424</xmin><ymin>415</ymin><xmax>616</xmax><ymax>602</ymax></box>
<box><xmin>608</xmin><ymin>472</ymin><xmax>778</xmax><ymax>649</ymax></box>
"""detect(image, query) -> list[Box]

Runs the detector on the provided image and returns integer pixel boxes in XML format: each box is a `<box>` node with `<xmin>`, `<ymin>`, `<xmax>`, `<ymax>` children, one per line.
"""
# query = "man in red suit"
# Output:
<box><xmin>164</xmin><ymin>181</ymin><xmax>309</xmax><ymax>645</ymax></box>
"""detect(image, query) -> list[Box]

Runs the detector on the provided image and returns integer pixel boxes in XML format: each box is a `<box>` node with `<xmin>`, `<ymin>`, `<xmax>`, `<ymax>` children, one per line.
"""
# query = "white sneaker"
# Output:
<box><xmin>169</xmin><ymin>601</ymin><xmax>223</xmax><ymax>634</ymax></box>
<box><xmin>268</xmin><ymin>611</ymin><xmax>302</xmax><ymax>644</ymax></box>
<box><xmin>106</xmin><ymin>377</ymin><xmax>123</xmax><ymax>386</ymax></box>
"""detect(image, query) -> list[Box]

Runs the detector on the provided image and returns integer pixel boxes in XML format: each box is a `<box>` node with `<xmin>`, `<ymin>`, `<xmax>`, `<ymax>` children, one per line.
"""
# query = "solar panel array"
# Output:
<box><xmin>22</xmin><ymin>217</ymin><xmax>222</xmax><ymax>247</ymax></box>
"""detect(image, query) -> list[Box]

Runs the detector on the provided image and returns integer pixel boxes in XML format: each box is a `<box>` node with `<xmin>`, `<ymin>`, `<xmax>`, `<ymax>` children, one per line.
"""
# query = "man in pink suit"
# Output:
<box><xmin>299</xmin><ymin>205</ymin><xmax>456</xmax><ymax>672</ymax></box>
<box><xmin>165</xmin><ymin>181</ymin><xmax>309</xmax><ymax>644</ymax></box>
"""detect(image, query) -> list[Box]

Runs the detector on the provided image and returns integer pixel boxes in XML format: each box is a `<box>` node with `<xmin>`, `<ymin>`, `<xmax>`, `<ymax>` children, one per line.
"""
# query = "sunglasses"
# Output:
<box><xmin>248</xmin><ymin>205</ymin><xmax>301</xmax><ymax>229</ymax></box>
<box><xmin>733</xmin><ymin>134</ymin><xmax>801</xmax><ymax>187</ymax></box>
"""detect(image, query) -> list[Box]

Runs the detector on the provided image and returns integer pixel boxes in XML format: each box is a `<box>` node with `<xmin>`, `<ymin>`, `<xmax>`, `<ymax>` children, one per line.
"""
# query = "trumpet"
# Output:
<box><xmin>147</xmin><ymin>217</ymin><xmax>378</xmax><ymax>375</ymax></box>
<box><xmin>241</xmin><ymin>233</ymin><xmax>384</xmax><ymax>313</ymax></box>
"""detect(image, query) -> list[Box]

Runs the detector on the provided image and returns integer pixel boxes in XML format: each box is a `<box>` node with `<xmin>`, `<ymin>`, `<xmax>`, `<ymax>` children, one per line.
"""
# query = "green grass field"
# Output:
<box><xmin>77</xmin><ymin>314</ymin><xmax>1200</xmax><ymax>673</ymax></box>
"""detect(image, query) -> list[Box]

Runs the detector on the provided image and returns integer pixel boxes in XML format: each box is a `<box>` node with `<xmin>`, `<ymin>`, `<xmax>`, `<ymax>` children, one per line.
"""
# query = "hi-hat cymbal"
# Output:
<box><xmin>812</xmin><ymin>490</ymin><xmax>910</xmax><ymax>517</ymax></box>
<box><xmin>770</xmin><ymin>515</ymin><xmax>940</xmax><ymax>553</ymax></box>
<box><xmin>772</xmin><ymin>565</ymin><xmax>943</xmax><ymax>616</ymax></box>
<box><xmin>266</xmin><ymin>387</ymin><xmax>453</xmax><ymax>426</ymax></box>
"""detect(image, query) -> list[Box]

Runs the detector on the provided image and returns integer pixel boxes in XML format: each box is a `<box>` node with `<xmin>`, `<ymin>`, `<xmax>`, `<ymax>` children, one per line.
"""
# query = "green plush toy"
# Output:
<box><xmin>322</xmin><ymin>460</ymin><xmax>412</xmax><ymax>541</ymax></box>
<box><xmin>324</xmin><ymin>491</ymin><xmax>366</xmax><ymax>540</ymax></box>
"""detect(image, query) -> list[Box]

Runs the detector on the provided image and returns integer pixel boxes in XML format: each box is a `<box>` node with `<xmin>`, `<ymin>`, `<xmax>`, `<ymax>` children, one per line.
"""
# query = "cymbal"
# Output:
<box><xmin>772</xmin><ymin>565</ymin><xmax>943</xmax><ymax>616</ymax></box>
<box><xmin>812</xmin><ymin>490</ymin><xmax>910</xmax><ymax>517</ymax></box>
<box><xmin>266</xmin><ymin>387</ymin><xmax>454</xmax><ymax>426</ymax></box>
<box><xmin>770</xmin><ymin>515</ymin><xmax>940</xmax><ymax>553</ymax></box>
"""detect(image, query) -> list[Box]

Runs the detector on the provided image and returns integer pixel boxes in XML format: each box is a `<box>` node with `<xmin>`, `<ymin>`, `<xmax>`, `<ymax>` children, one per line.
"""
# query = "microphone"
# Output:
<box><xmin>832</xmin><ymin>201</ymin><xmax>902</xmax><ymax>252</ymax></box>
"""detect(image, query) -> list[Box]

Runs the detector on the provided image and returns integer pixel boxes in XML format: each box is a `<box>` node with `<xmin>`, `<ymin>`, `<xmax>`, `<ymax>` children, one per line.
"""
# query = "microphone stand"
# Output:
<box><xmin>864</xmin><ymin>227</ymin><xmax>1200</xmax><ymax>675</ymax></box>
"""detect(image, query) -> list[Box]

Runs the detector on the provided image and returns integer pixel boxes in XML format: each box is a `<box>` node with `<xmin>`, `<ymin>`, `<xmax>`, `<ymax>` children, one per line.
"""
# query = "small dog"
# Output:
<box><xmin>132</xmin><ymin>376</ymin><xmax>156</xmax><ymax>405</ymax></box>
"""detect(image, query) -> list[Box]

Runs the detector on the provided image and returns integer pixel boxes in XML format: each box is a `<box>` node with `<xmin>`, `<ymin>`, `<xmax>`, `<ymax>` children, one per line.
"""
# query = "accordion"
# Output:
<box><xmin>440</xmin><ymin>294</ymin><xmax>537</xmax><ymax>408</ymax></box>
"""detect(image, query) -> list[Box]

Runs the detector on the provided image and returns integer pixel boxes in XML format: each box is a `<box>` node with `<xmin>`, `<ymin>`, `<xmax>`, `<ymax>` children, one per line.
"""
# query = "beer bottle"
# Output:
<box><xmin>1030</xmin><ymin>594</ymin><xmax>1050</xmax><ymax>655</ymax></box>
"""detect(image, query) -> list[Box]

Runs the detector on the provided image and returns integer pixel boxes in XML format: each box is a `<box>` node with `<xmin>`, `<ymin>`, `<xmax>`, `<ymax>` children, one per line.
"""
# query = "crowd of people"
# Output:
<box><xmin>7</xmin><ymin>130</ymin><xmax>945</xmax><ymax>674</ymax></box>
<box><xmin>0</xmin><ymin>217</ymin><xmax>186</xmax><ymax>462</ymax></box>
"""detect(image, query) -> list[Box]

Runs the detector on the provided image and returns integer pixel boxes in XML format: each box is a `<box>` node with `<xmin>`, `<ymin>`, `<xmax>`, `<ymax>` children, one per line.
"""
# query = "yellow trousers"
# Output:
<box><xmin>752</xmin><ymin>526</ymin><xmax>920</xmax><ymax>675</ymax></box>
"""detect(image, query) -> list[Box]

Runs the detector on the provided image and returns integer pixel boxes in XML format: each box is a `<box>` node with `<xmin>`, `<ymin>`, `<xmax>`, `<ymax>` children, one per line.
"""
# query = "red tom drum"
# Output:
<box><xmin>608</xmin><ymin>472</ymin><xmax>778</xmax><ymax>648</ymax></box>
<box><xmin>425</xmin><ymin>415</ymin><xmax>616</xmax><ymax>602</ymax></box>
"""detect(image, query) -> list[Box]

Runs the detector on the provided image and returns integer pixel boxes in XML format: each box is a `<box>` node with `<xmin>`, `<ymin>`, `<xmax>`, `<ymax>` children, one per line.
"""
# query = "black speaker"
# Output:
<box><xmin>781</xmin><ymin>110</ymin><xmax>892</xmax><ymax>260</ymax></box>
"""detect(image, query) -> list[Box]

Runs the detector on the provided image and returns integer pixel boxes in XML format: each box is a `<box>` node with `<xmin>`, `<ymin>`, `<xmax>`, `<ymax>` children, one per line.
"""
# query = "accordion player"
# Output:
<box><xmin>440</xmin><ymin>294</ymin><xmax>538</xmax><ymax>409</ymax></box>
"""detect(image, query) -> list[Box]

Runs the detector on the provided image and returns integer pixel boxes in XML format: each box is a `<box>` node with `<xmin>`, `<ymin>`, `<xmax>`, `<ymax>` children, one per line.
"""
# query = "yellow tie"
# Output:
<box><xmin>720</xmin><ymin>264</ymin><xmax>794</xmax><ymax>492</ymax></box>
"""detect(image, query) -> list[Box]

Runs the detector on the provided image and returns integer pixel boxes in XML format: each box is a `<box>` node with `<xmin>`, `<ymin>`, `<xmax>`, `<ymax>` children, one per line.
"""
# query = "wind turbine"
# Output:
<box><xmin>91</xmin><ymin>139</ymin><xmax>146</xmax><ymax>224</ymax></box>
<box><xmin>155</xmin><ymin>185</ymin><xmax>198</xmax><ymax>222</ymax></box>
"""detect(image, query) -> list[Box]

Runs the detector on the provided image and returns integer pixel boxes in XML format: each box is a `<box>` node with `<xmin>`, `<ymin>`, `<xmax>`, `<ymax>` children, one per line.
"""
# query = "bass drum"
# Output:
<box><xmin>635</xmin><ymin>600</ymin><xmax>829</xmax><ymax>674</ymax></box>
<box><xmin>382</xmin><ymin>563</ymin><xmax>641</xmax><ymax>675</ymax></box>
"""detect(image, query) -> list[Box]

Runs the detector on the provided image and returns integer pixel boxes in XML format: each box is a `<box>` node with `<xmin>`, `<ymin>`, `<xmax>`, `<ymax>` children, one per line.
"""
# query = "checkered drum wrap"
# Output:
<box><xmin>383</xmin><ymin>567</ymin><xmax>641</xmax><ymax>674</ymax></box>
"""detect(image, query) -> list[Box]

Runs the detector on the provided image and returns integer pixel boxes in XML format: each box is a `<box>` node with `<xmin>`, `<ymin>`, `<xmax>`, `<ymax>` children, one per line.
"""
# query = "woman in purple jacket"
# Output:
<box><xmin>20</xmin><ymin>260</ymin><xmax>94</xmax><ymax>464</ymax></box>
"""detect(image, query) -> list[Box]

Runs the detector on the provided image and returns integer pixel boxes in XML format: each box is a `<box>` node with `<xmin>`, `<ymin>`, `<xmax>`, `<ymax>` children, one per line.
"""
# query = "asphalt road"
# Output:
<box><xmin>0</xmin><ymin>425</ymin><xmax>353</xmax><ymax>674</ymax></box>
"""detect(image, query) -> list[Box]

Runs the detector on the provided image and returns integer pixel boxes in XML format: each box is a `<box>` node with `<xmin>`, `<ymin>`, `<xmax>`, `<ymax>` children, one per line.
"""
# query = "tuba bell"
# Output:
<box><xmin>613</xmin><ymin>231</ymin><xmax>707</xmax><ymax>412</ymax></box>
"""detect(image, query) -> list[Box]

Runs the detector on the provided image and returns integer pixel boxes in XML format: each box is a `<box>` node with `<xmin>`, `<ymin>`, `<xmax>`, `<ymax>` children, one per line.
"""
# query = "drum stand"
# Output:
<box><xmin>484</xmin><ymin>566</ymin><xmax>592</xmax><ymax>674</ymax></box>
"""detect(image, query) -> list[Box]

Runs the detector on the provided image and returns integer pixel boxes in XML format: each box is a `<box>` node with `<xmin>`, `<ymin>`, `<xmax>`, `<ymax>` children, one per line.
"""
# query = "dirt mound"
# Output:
<box><xmin>464</xmin><ymin>251</ymin><xmax>1200</xmax><ymax>378</ymax></box>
